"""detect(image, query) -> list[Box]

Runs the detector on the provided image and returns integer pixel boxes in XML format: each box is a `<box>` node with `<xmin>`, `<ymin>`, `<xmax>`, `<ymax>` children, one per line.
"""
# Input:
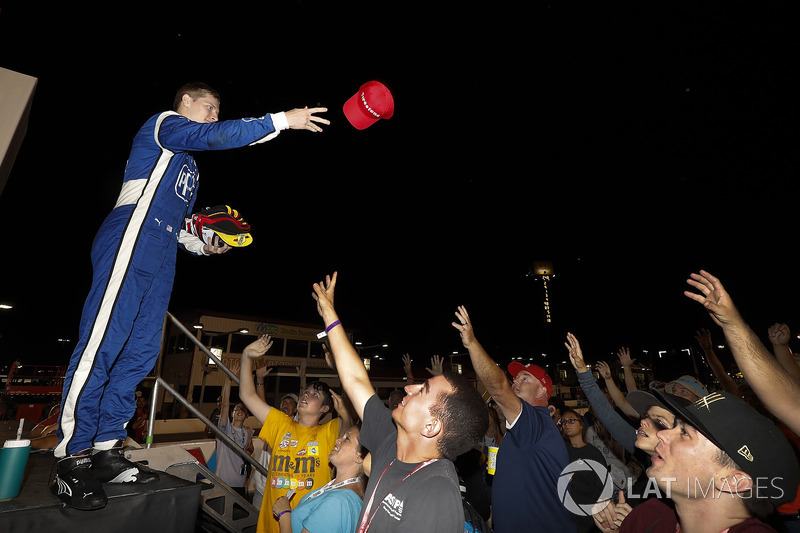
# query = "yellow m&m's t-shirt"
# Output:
<box><xmin>255</xmin><ymin>409</ymin><xmax>340</xmax><ymax>533</ymax></box>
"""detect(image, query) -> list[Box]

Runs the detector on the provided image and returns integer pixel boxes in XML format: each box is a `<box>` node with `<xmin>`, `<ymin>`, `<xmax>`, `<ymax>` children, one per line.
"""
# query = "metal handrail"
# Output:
<box><xmin>145</xmin><ymin>312</ymin><xmax>268</xmax><ymax>478</ymax></box>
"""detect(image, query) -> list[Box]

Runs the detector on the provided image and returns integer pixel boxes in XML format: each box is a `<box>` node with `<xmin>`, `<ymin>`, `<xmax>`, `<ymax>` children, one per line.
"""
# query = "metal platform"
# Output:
<box><xmin>0</xmin><ymin>420</ymin><xmax>258</xmax><ymax>533</ymax></box>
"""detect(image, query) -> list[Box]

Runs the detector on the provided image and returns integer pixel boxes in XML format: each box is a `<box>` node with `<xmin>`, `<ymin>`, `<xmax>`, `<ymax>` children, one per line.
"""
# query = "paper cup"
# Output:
<box><xmin>0</xmin><ymin>439</ymin><xmax>31</xmax><ymax>501</ymax></box>
<box><xmin>486</xmin><ymin>446</ymin><xmax>498</xmax><ymax>475</ymax></box>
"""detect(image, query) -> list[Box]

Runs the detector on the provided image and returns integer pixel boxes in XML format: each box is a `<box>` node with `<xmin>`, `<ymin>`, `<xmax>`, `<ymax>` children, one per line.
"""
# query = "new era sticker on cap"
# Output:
<box><xmin>343</xmin><ymin>80</ymin><xmax>394</xmax><ymax>130</ymax></box>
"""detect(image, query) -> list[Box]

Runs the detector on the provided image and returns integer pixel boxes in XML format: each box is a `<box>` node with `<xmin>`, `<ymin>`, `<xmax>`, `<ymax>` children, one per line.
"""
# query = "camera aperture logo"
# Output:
<box><xmin>558</xmin><ymin>459</ymin><xmax>615</xmax><ymax>516</ymax></box>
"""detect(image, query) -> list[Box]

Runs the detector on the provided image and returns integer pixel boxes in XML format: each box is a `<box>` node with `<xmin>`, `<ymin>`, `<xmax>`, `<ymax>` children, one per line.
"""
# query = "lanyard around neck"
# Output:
<box><xmin>357</xmin><ymin>458</ymin><xmax>438</xmax><ymax>533</ymax></box>
<box><xmin>232</xmin><ymin>425</ymin><xmax>249</xmax><ymax>448</ymax></box>
<box><xmin>304</xmin><ymin>476</ymin><xmax>362</xmax><ymax>501</ymax></box>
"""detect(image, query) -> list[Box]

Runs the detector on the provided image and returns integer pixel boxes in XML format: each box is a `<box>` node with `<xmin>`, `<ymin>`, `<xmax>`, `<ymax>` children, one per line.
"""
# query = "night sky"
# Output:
<box><xmin>2</xmin><ymin>4</ymin><xmax>800</xmax><ymax>380</ymax></box>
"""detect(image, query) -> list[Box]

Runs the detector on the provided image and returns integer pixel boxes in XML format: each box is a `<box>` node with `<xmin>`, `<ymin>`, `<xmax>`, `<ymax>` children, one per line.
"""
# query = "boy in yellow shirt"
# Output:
<box><xmin>237</xmin><ymin>335</ymin><xmax>348</xmax><ymax>533</ymax></box>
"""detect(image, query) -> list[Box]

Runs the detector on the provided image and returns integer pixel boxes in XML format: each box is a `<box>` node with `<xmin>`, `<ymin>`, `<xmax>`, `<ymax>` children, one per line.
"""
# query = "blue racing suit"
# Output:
<box><xmin>56</xmin><ymin>110</ymin><xmax>287</xmax><ymax>457</ymax></box>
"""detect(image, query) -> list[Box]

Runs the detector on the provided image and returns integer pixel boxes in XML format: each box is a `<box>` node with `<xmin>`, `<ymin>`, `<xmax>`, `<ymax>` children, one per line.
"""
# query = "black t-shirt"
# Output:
<box><xmin>566</xmin><ymin>441</ymin><xmax>610</xmax><ymax>533</ymax></box>
<box><xmin>566</xmin><ymin>441</ymin><xmax>609</xmax><ymax>505</ymax></box>
<box><xmin>357</xmin><ymin>395</ymin><xmax>464</xmax><ymax>532</ymax></box>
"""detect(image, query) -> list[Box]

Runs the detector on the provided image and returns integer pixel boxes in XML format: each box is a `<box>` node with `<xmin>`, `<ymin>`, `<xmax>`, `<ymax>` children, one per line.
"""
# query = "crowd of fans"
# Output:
<box><xmin>22</xmin><ymin>269</ymin><xmax>800</xmax><ymax>533</ymax></box>
<box><xmin>192</xmin><ymin>270</ymin><xmax>800</xmax><ymax>533</ymax></box>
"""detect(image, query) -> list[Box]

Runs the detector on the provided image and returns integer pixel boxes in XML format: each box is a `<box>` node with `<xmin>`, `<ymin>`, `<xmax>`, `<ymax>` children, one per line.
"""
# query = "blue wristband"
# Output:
<box><xmin>277</xmin><ymin>510</ymin><xmax>291</xmax><ymax>520</ymax></box>
<box><xmin>325</xmin><ymin>320</ymin><xmax>341</xmax><ymax>334</ymax></box>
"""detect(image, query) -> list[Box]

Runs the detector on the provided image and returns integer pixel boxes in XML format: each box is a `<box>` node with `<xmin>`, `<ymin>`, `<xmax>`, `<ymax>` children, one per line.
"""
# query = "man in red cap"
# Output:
<box><xmin>453</xmin><ymin>306</ymin><xmax>576</xmax><ymax>533</ymax></box>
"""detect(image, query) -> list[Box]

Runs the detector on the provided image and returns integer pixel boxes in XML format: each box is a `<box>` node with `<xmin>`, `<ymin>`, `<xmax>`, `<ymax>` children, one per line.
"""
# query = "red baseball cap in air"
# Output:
<box><xmin>343</xmin><ymin>80</ymin><xmax>394</xmax><ymax>130</ymax></box>
<box><xmin>508</xmin><ymin>362</ymin><xmax>553</xmax><ymax>397</ymax></box>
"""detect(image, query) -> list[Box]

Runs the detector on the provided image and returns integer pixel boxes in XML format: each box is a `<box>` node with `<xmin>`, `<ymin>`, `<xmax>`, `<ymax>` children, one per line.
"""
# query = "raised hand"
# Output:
<box><xmin>322</xmin><ymin>342</ymin><xmax>336</xmax><ymax>371</ymax></box>
<box><xmin>330</xmin><ymin>390</ymin><xmax>345</xmax><ymax>415</ymax></box>
<box><xmin>312</xmin><ymin>272</ymin><xmax>338</xmax><ymax>319</ymax></box>
<box><xmin>227</xmin><ymin>359</ymin><xmax>241</xmax><ymax>379</ymax></box>
<box><xmin>255</xmin><ymin>362</ymin><xmax>273</xmax><ymax>380</ymax></box>
<box><xmin>769</xmin><ymin>323</ymin><xmax>792</xmax><ymax>346</ymax></box>
<box><xmin>243</xmin><ymin>334</ymin><xmax>273</xmax><ymax>360</ymax></box>
<box><xmin>694</xmin><ymin>327</ymin><xmax>714</xmax><ymax>352</ymax></box>
<box><xmin>565</xmin><ymin>333</ymin><xmax>588</xmax><ymax>373</ymax></box>
<box><xmin>427</xmin><ymin>354</ymin><xmax>443</xmax><ymax>376</ymax></box>
<box><xmin>452</xmin><ymin>305</ymin><xmax>476</xmax><ymax>348</ymax></box>
<box><xmin>596</xmin><ymin>360</ymin><xmax>612</xmax><ymax>380</ymax></box>
<box><xmin>684</xmin><ymin>270</ymin><xmax>743</xmax><ymax>328</ymax></box>
<box><xmin>616</xmin><ymin>347</ymin><xmax>635</xmax><ymax>367</ymax></box>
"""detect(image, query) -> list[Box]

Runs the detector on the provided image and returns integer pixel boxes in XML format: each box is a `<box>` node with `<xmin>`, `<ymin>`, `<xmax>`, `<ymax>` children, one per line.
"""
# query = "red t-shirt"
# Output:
<box><xmin>620</xmin><ymin>498</ymin><xmax>775</xmax><ymax>532</ymax></box>
<box><xmin>776</xmin><ymin>424</ymin><xmax>800</xmax><ymax>515</ymax></box>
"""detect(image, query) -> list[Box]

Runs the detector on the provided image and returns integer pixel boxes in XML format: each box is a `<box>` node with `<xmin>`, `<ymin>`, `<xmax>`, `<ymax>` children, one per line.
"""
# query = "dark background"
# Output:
<box><xmin>2</xmin><ymin>3</ymin><xmax>800</xmax><ymax>379</ymax></box>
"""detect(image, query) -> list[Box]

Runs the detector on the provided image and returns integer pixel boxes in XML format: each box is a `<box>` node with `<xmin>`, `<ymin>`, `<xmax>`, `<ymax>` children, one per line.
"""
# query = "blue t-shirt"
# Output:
<box><xmin>491</xmin><ymin>401</ymin><xmax>576</xmax><ymax>533</ymax></box>
<box><xmin>291</xmin><ymin>487</ymin><xmax>362</xmax><ymax>533</ymax></box>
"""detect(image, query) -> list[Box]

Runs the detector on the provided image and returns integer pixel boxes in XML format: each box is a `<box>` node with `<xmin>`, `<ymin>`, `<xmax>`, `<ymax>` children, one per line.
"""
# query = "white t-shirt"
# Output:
<box><xmin>215</xmin><ymin>418</ymin><xmax>252</xmax><ymax>488</ymax></box>
<box><xmin>585</xmin><ymin>425</ymin><xmax>632</xmax><ymax>490</ymax></box>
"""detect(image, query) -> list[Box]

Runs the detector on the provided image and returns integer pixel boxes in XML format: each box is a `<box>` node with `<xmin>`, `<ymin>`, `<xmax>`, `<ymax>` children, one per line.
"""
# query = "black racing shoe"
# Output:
<box><xmin>52</xmin><ymin>452</ymin><xmax>108</xmax><ymax>510</ymax></box>
<box><xmin>91</xmin><ymin>441</ymin><xmax>159</xmax><ymax>484</ymax></box>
